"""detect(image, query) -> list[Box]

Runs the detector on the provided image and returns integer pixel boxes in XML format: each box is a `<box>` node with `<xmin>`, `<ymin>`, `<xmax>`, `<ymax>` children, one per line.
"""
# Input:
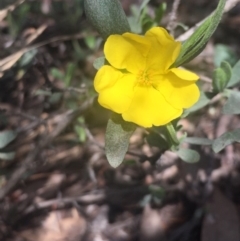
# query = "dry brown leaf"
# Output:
<box><xmin>201</xmin><ymin>188</ymin><xmax>240</xmax><ymax>241</ymax></box>
<box><xmin>25</xmin><ymin>24</ymin><xmax>48</xmax><ymax>45</ymax></box>
<box><xmin>0</xmin><ymin>51</ymin><xmax>24</xmax><ymax>72</ymax></box>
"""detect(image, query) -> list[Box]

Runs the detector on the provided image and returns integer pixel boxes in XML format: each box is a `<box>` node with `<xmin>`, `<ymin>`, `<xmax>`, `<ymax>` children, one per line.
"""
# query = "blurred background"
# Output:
<box><xmin>0</xmin><ymin>0</ymin><xmax>240</xmax><ymax>240</ymax></box>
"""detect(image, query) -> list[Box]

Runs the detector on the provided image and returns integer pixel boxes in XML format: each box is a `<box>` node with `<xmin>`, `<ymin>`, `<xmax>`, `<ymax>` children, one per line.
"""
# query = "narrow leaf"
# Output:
<box><xmin>105</xmin><ymin>113</ymin><xmax>136</xmax><ymax>168</ymax></box>
<box><xmin>184</xmin><ymin>137</ymin><xmax>213</xmax><ymax>145</ymax></box>
<box><xmin>138</xmin><ymin>0</ymin><xmax>151</xmax><ymax>19</ymax></box>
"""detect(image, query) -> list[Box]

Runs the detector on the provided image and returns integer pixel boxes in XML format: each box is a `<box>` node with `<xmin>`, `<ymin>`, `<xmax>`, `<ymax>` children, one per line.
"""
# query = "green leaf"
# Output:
<box><xmin>227</xmin><ymin>59</ymin><xmax>240</xmax><ymax>87</ymax></box>
<box><xmin>175</xmin><ymin>0</ymin><xmax>226</xmax><ymax>66</ymax></box>
<box><xmin>50</xmin><ymin>68</ymin><xmax>65</xmax><ymax>80</ymax></box>
<box><xmin>64</xmin><ymin>63</ymin><xmax>76</xmax><ymax>87</ymax></box>
<box><xmin>212</xmin><ymin>128</ymin><xmax>240</xmax><ymax>153</ymax></box>
<box><xmin>84</xmin><ymin>36</ymin><xmax>96</xmax><ymax>50</ymax></box>
<box><xmin>154</xmin><ymin>3</ymin><xmax>167</xmax><ymax>23</ymax></box>
<box><xmin>142</xmin><ymin>15</ymin><xmax>155</xmax><ymax>33</ymax></box>
<box><xmin>0</xmin><ymin>130</ymin><xmax>17</xmax><ymax>149</ymax></box>
<box><xmin>75</xmin><ymin>125</ymin><xmax>86</xmax><ymax>142</ymax></box>
<box><xmin>84</xmin><ymin>0</ymin><xmax>130</xmax><ymax>39</ymax></box>
<box><xmin>176</xmin><ymin>148</ymin><xmax>200</xmax><ymax>163</ymax></box>
<box><xmin>149</xmin><ymin>185</ymin><xmax>165</xmax><ymax>199</ymax></box>
<box><xmin>105</xmin><ymin>113</ymin><xmax>136</xmax><ymax>168</ymax></box>
<box><xmin>182</xmin><ymin>91</ymin><xmax>210</xmax><ymax>117</ymax></box>
<box><xmin>220</xmin><ymin>61</ymin><xmax>232</xmax><ymax>79</ymax></box>
<box><xmin>213</xmin><ymin>61</ymin><xmax>232</xmax><ymax>93</ymax></box>
<box><xmin>184</xmin><ymin>137</ymin><xmax>213</xmax><ymax>145</ymax></box>
<box><xmin>139</xmin><ymin>0</ymin><xmax>151</xmax><ymax>15</ymax></box>
<box><xmin>223</xmin><ymin>90</ymin><xmax>240</xmax><ymax>115</ymax></box>
<box><xmin>93</xmin><ymin>57</ymin><xmax>105</xmax><ymax>70</ymax></box>
<box><xmin>166</xmin><ymin>122</ymin><xmax>180</xmax><ymax>145</ymax></box>
<box><xmin>48</xmin><ymin>92</ymin><xmax>62</xmax><ymax>105</ymax></box>
<box><xmin>0</xmin><ymin>152</ymin><xmax>15</xmax><ymax>160</ymax></box>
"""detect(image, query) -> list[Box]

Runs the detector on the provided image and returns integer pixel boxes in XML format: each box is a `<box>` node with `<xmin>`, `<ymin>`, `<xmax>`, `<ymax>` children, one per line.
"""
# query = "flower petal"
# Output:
<box><xmin>94</xmin><ymin>65</ymin><xmax>121</xmax><ymax>92</ymax></box>
<box><xmin>94</xmin><ymin>66</ymin><xmax>136</xmax><ymax>113</ymax></box>
<box><xmin>145</xmin><ymin>27</ymin><xmax>181</xmax><ymax>72</ymax></box>
<box><xmin>122</xmin><ymin>86</ymin><xmax>182</xmax><ymax>128</ymax></box>
<box><xmin>156</xmin><ymin>72</ymin><xmax>200</xmax><ymax>109</ymax></box>
<box><xmin>169</xmin><ymin>68</ymin><xmax>199</xmax><ymax>81</ymax></box>
<box><xmin>104</xmin><ymin>33</ymin><xmax>150</xmax><ymax>73</ymax></box>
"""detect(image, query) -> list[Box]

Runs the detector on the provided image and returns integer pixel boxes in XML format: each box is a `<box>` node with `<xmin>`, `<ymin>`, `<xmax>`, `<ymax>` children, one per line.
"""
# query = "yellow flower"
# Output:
<box><xmin>94</xmin><ymin>27</ymin><xmax>200</xmax><ymax>128</ymax></box>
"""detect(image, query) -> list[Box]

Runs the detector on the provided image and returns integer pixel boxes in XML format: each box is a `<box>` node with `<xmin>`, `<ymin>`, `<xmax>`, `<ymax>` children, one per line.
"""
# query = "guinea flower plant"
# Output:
<box><xmin>94</xmin><ymin>27</ymin><xmax>200</xmax><ymax>128</ymax></box>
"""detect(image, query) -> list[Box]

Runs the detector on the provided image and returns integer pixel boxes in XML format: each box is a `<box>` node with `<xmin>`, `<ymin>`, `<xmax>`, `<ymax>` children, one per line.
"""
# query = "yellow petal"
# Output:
<box><xmin>122</xmin><ymin>86</ymin><xmax>182</xmax><ymax>127</ymax></box>
<box><xmin>156</xmin><ymin>72</ymin><xmax>200</xmax><ymax>109</ymax></box>
<box><xmin>94</xmin><ymin>66</ymin><xmax>136</xmax><ymax>113</ymax></box>
<box><xmin>94</xmin><ymin>65</ymin><xmax>121</xmax><ymax>92</ymax></box>
<box><xmin>145</xmin><ymin>27</ymin><xmax>181</xmax><ymax>72</ymax></box>
<box><xmin>104</xmin><ymin>34</ymin><xmax>150</xmax><ymax>73</ymax></box>
<box><xmin>169</xmin><ymin>68</ymin><xmax>199</xmax><ymax>81</ymax></box>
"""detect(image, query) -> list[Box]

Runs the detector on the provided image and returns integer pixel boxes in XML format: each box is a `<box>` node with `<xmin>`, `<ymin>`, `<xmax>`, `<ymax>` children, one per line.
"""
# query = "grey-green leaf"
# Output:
<box><xmin>175</xmin><ymin>0</ymin><xmax>226</xmax><ymax>67</ymax></box>
<box><xmin>105</xmin><ymin>113</ymin><xmax>136</xmax><ymax>168</ymax></box>
<box><xmin>0</xmin><ymin>152</ymin><xmax>15</xmax><ymax>160</ymax></box>
<box><xmin>93</xmin><ymin>57</ymin><xmax>105</xmax><ymax>70</ymax></box>
<box><xmin>0</xmin><ymin>130</ymin><xmax>17</xmax><ymax>149</ymax></box>
<box><xmin>227</xmin><ymin>59</ymin><xmax>240</xmax><ymax>87</ymax></box>
<box><xmin>223</xmin><ymin>90</ymin><xmax>240</xmax><ymax>115</ymax></box>
<box><xmin>84</xmin><ymin>0</ymin><xmax>130</xmax><ymax>39</ymax></box>
<box><xmin>176</xmin><ymin>148</ymin><xmax>200</xmax><ymax>163</ymax></box>
<box><xmin>184</xmin><ymin>137</ymin><xmax>213</xmax><ymax>145</ymax></box>
<box><xmin>212</xmin><ymin>128</ymin><xmax>240</xmax><ymax>153</ymax></box>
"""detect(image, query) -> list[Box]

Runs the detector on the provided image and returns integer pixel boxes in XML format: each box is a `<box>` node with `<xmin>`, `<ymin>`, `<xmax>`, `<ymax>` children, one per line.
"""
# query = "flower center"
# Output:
<box><xmin>137</xmin><ymin>70</ymin><xmax>153</xmax><ymax>86</ymax></box>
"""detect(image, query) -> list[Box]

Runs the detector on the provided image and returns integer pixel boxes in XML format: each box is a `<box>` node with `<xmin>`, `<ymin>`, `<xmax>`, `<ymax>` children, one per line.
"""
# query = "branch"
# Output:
<box><xmin>166</xmin><ymin>0</ymin><xmax>181</xmax><ymax>35</ymax></box>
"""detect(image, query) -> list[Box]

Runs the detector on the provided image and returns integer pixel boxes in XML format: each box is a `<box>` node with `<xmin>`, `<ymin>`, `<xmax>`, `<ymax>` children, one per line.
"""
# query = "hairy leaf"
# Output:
<box><xmin>212</xmin><ymin>128</ymin><xmax>240</xmax><ymax>153</ymax></box>
<box><xmin>84</xmin><ymin>0</ymin><xmax>130</xmax><ymax>39</ymax></box>
<box><xmin>175</xmin><ymin>0</ymin><xmax>226</xmax><ymax>66</ymax></box>
<box><xmin>223</xmin><ymin>90</ymin><xmax>240</xmax><ymax>115</ymax></box>
<box><xmin>105</xmin><ymin>113</ymin><xmax>136</xmax><ymax>168</ymax></box>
